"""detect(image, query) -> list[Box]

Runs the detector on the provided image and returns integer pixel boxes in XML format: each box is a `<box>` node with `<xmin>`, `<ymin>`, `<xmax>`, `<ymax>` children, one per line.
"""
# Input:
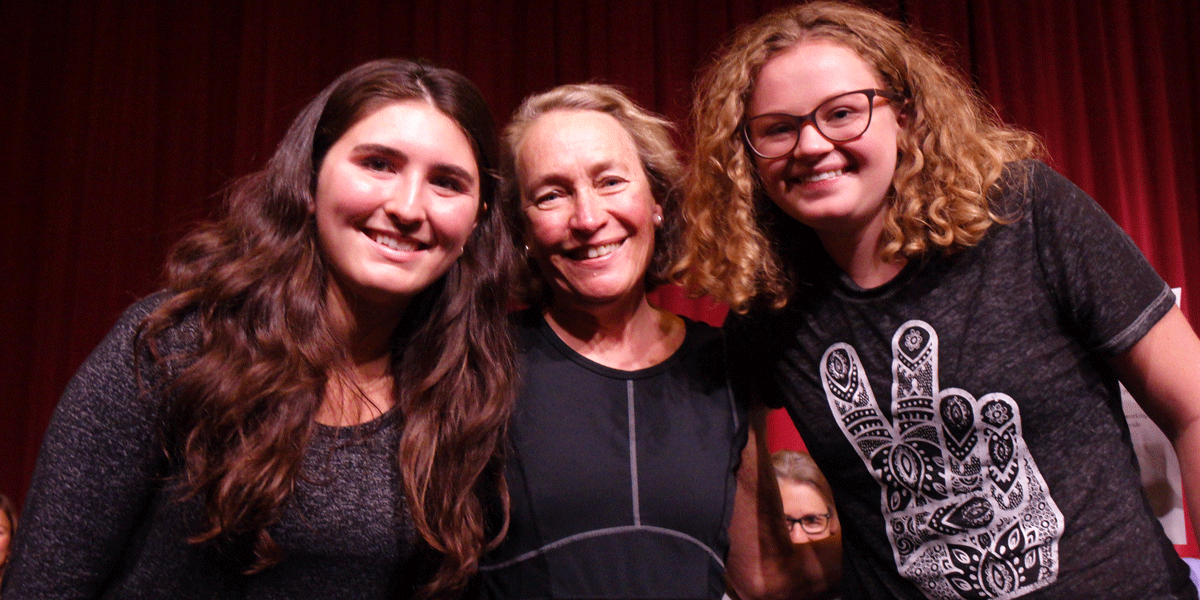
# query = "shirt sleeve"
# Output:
<box><xmin>1026</xmin><ymin>161</ymin><xmax>1175</xmax><ymax>356</ymax></box>
<box><xmin>3</xmin><ymin>296</ymin><xmax>173</xmax><ymax>599</ymax></box>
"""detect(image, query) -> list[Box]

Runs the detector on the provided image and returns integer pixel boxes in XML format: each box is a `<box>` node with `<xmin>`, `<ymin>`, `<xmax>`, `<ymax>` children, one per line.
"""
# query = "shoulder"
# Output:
<box><xmin>990</xmin><ymin>160</ymin><xmax>1060</xmax><ymax>214</ymax></box>
<box><xmin>75</xmin><ymin>292</ymin><xmax>176</xmax><ymax>379</ymax></box>
<box><xmin>509</xmin><ymin>307</ymin><xmax>545</xmax><ymax>352</ymax></box>
<box><xmin>681</xmin><ymin>315</ymin><xmax>722</xmax><ymax>345</ymax></box>
<box><xmin>994</xmin><ymin>160</ymin><xmax>1095</xmax><ymax>219</ymax></box>
<box><xmin>672</xmin><ymin>315</ymin><xmax>732</xmax><ymax>387</ymax></box>
<box><xmin>68</xmin><ymin>292</ymin><xmax>201</xmax><ymax>403</ymax></box>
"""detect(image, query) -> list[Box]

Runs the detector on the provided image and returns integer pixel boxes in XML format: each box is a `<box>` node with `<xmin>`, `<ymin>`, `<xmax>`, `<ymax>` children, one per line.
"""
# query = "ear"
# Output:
<box><xmin>652</xmin><ymin>203</ymin><xmax>664</xmax><ymax>227</ymax></box>
<box><xmin>895</xmin><ymin>100</ymin><xmax>911</xmax><ymax>129</ymax></box>
<box><xmin>464</xmin><ymin>201</ymin><xmax>486</xmax><ymax>235</ymax></box>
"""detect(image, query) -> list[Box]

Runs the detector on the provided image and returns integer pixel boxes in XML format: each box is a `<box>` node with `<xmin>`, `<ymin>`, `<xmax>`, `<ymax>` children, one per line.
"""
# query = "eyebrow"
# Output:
<box><xmin>525</xmin><ymin>159</ymin><xmax>626</xmax><ymax>189</ymax></box>
<box><xmin>352</xmin><ymin>143</ymin><xmax>477</xmax><ymax>186</ymax></box>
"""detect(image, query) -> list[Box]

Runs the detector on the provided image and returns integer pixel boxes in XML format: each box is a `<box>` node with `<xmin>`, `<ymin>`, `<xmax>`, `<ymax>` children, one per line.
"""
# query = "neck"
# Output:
<box><xmin>816</xmin><ymin>220</ymin><xmax>906</xmax><ymax>289</ymax></box>
<box><xmin>317</xmin><ymin>284</ymin><xmax>407</xmax><ymax>426</ymax></box>
<box><xmin>325</xmin><ymin>281</ymin><xmax>408</xmax><ymax>362</ymax></box>
<box><xmin>544</xmin><ymin>292</ymin><xmax>685</xmax><ymax>371</ymax></box>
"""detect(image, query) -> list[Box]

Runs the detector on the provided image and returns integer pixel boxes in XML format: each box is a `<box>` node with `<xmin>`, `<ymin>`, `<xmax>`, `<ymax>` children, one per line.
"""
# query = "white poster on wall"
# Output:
<box><xmin>1122</xmin><ymin>288</ymin><xmax>1185</xmax><ymax>544</ymax></box>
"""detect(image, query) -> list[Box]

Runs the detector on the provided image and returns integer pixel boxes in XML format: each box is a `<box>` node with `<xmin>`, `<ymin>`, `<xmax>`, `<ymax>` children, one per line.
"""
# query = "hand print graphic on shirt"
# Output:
<box><xmin>821</xmin><ymin>320</ymin><xmax>1063</xmax><ymax>600</ymax></box>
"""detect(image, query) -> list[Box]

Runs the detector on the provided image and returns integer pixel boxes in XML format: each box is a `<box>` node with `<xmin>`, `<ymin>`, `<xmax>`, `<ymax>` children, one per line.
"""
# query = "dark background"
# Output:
<box><xmin>3</xmin><ymin>0</ymin><xmax>1198</xmax><ymax>553</ymax></box>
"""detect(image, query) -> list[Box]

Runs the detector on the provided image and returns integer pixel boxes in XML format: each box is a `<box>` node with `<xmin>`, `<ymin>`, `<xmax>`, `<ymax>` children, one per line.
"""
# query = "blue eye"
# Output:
<box><xmin>533</xmin><ymin>190</ymin><xmax>565</xmax><ymax>206</ymax></box>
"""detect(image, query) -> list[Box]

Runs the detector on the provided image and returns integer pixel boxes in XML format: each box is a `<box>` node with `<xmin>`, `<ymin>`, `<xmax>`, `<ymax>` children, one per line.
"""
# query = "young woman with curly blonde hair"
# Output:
<box><xmin>680</xmin><ymin>3</ymin><xmax>1200</xmax><ymax>599</ymax></box>
<box><xmin>678</xmin><ymin>2</ymin><xmax>1041</xmax><ymax>311</ymax></box>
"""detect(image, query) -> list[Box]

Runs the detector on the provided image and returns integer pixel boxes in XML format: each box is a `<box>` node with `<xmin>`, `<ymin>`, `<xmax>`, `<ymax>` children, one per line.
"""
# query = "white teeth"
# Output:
<box><xmin>805</xmin><ymin>168</ymin><xmax>844</xmax><ymax>183</ymax></box>
<box><xmin>371</xmin><ymin>233</ymin><xmax>418</xmax><ymax>252</ymax></box>
<box><xmin>585</xmin><ymin>242</ymin><xmax>621</xmax><ymax>259</ymax></box>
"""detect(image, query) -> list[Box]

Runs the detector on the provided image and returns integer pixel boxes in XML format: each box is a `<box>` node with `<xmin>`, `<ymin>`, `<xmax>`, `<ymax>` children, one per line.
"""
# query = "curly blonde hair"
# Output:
<box><xmin>676</xmin><ymin>1</ymin><xmax>1042</xmax><ymax>312</ymax></box>
<box><xmin>501</xmin><ymin>83</ymin><xmax>684</xmax><ymax>309</ymax></box>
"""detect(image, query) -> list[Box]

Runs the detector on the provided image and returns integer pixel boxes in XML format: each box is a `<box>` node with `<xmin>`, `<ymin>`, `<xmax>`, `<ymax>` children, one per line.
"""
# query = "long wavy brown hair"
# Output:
<box><xmin>137</xmin><ymin>59</ymin><xmax>517</xmax><ymax>598</ymax></box>
<box><xmin>676</xmin><ymin>1</ymin><xmax>1043</xmax><ymax>312</ymax></box>
<box><xmin>499</xmin><ymin>83</ymin><xmax>685</xmax><ymax>310</ymax></box>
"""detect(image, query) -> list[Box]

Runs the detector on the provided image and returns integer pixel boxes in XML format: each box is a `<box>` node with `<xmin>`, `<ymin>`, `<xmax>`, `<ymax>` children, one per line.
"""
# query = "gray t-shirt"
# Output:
<box><xmin>4</xmin><ymin>294</ymin><xmax>430</xmax><ymax>599</ymax></box>
<box><xmin>727</xmin><ymin>161</ymin><xmax>1192</xmax><ymax>599</ymax></box>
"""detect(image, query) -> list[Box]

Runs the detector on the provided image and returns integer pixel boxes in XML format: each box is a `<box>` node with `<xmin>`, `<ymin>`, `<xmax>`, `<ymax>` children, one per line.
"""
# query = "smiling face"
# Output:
<box><xmin>516</xmin><ymin>109</ymin><xmax>662</xmax><ymax>312</ymax></box>
<box><xmin>749</xmin><ymin>39</ymin><xmax>903</xmax><ymax>239</ymax></box>
<box><xmin>314</xmin><ymin>100</ymin><xmax>482</xmax><ymax>314</ymax></box>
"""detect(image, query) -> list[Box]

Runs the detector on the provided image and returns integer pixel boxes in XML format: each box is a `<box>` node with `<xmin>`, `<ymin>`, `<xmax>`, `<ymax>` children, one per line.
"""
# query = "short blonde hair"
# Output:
<box><xmin>772</xmin><ymin>450</ymin><xmax>836</xmax><ymax>513</ymax></box>
<box><xmin>676</xmin><ymin>1</ymin><xmax>1042</xmax><ymax>312</ymax></box>
<box><xmin>501</xmin><ymin>83</ymin><xmax>684</xmax><ymax>309</ymax></box>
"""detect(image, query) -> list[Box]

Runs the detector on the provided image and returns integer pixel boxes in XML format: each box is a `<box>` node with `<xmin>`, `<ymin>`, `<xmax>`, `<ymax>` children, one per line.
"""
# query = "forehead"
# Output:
<box><xmin>778</xmin><ymin>479</ymin><xmax>829</xmax><ymax>514</ymax></box>
<box><xmin>342</xmin><ymin>100</ymin><xmax>477</xmax><ymax>164</ymax></box>
<box><xmin>517</xmin><ymin>109</ymin><xmax>641</xmax><ymax>173</ymax></box>
<box><xmin>750</xmin><ymin>39</ymin><xmax>882</xmax><ymax>114</ymax></box>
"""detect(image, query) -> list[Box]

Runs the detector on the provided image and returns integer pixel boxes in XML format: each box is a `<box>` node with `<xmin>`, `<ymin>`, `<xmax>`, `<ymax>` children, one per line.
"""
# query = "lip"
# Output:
<box><xmin>785</xmin><ymin>164</ymin><xmax>853</xmax><ymax>190</ymax></box>
<box><xmin>562</xmin><ymin>238</ymin><xmax>625</xmax><ymax>261</ymax></box>
<box><xmin>363</xmin><ymin>228</ymin><xmax>427</xmax><ymax>255</ymax></box>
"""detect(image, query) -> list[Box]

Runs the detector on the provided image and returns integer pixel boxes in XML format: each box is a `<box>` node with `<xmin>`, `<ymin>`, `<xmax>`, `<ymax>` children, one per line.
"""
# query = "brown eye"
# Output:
<box><xmin>361</xmin><ymin>157</ymin><xmax>392</xmax><ymax>172</ymax></box>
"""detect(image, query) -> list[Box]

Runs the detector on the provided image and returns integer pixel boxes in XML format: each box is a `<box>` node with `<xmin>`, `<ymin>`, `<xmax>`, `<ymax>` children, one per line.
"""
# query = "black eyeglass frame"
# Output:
<box><xmin>783</xmin><ymin>511</ymin><xmax>832</xmax><ymax>535</ymax></box>
<box><xmin>742</xmin><ymin>88</ymin><xmax>902</xmax><ymax>159</ymax></box>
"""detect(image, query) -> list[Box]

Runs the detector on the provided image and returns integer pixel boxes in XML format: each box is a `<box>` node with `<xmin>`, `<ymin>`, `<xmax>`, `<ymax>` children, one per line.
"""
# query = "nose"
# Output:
<box><xmin>788</xmin><ymin>524</ymin><xmax>811</xmax><ymax>545</ymax></box>
<box><xmin>568</xmin><ymin>189</ymin><xmax>605</xmax><ymax>233</ymax></box>
<box><xmin>793</xmin><ymin>121</ymin><xmax>835</xmax><ymax>157</ymax></box>
<box><xmin>384</xmin><ymin>176</ymin><xmax>424</xmax><ymax>226</ymax></box>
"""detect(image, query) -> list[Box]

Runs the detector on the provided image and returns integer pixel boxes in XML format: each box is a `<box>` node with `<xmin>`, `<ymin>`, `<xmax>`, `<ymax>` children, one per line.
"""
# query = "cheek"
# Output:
<box><xmin>431</xmin><ymin>201</ymin><xmax>482</xmax><ymax>246</ymax></box>
<box><xmin>523</xmin><ymin>212</ymin><xmax>566</xmax><ymax>252</ymax></box>
<box><xmin>315</xmin><ymin>169</ymin><xmax>377</xmax><ymax>220</ymax></box>
<box><xmin>753</xmin><ymin>156</ymin><xmax>786</xmax><ymax>190</ymax></box>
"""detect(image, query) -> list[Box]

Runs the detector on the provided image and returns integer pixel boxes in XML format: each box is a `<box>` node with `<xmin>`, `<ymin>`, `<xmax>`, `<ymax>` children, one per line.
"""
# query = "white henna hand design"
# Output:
<box><xmin>821</xmin><ymin>321</ymin><xmax>1063</xmax><ymax>600</ymax></box>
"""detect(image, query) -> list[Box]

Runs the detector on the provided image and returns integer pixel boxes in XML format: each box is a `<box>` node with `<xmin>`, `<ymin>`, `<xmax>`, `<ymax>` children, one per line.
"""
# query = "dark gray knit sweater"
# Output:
<box><xmin>3</xmin><ymin>294</ymin><xmax>430</xmax><ymax>599</ymax></box>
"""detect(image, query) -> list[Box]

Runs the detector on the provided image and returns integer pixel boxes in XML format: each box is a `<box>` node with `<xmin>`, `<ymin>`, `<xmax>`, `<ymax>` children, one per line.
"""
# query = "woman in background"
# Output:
<box><xmin>771</xmin><ymin>450</ymin><xmax>840</xmax><ymax>549</ymax></box>
<box><xmin>770</xmin><ymin>450</ymin><xmax>842</xmax><ymax>598</ymax></box>
<box><xmin>680</xmin><ymin>2</ymin><xmax>1200</xmax><ymax>598</ymax></box>
<box><xmin>0</xmin><ymin>493</ymin><xmax>17</xmax><ymax>588</ymax></box>
<box><xmin>4</xmin><ymin>58</ymin><xmax>516</xmax><ymax>599</ymax></box>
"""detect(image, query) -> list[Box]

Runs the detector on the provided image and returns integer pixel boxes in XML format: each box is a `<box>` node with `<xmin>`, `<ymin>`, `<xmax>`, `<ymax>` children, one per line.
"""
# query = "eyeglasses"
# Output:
<box><xmin>743</xmin><ymin>88</ymin><xmax>901</xmax><ymax>159</ymax></box>
<box><xmin>784</xmin><ymin>512</ymin><xmax>832</xmax><ymax>535</ymax></box>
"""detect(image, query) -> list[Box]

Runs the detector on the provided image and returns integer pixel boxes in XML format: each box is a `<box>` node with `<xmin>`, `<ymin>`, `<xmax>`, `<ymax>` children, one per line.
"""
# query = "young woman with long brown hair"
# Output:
<box><xmin>4</xmin><ymin>58</ymin><xmax>517</xmax><ymax>599</ymax></box>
